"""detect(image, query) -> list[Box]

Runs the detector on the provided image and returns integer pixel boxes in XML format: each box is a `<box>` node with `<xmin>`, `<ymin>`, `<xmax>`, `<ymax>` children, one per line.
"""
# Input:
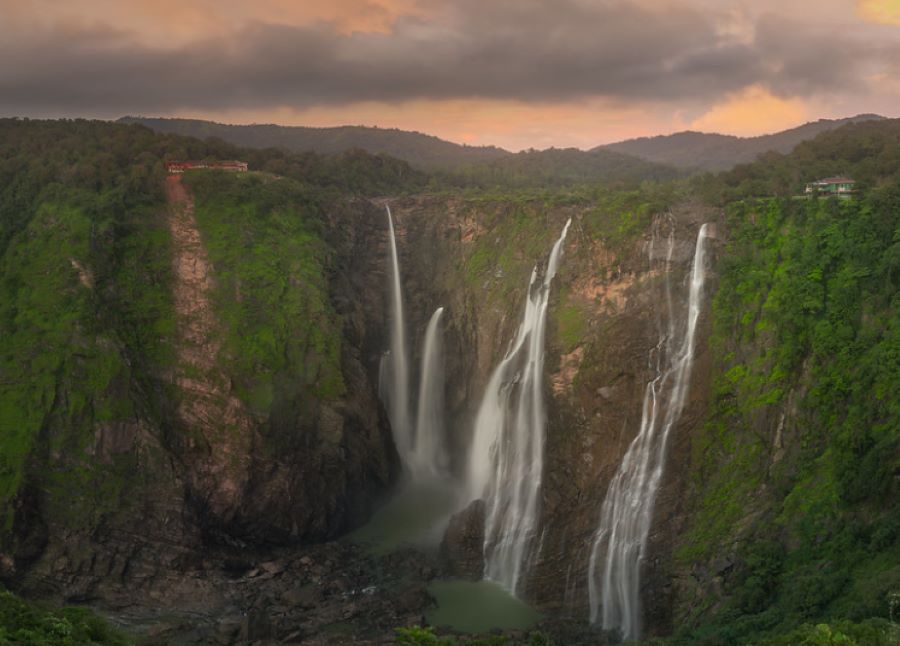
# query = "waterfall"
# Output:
<box><xmin>466</xmin><ymin>219</ymin><xmax>572</xmax><ymax>595</ymax></box>
<box><xmin>380</xmin><ymin>205</ymin><xmax>413</xmax><ymax>462</ymax></box>
<box><xmin>380</xmin><ymin>207</ymin><xmax>448</xmax><ymax>479</ymax></box>
<box><xmin>587</xmin><ymin>221</ymin><xmax>710</xmax><ymax>641</ymax></box>
<box><xmin>410</xmin><ymin>307</ymin><xmax>448</xmax><ymax>477</ymax></box>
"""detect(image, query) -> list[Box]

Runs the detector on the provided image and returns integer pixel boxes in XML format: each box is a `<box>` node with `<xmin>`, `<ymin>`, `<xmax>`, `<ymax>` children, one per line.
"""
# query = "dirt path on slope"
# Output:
<box><xmin>165</xmin><ymin>175</ymin><xmax>253</xmax><ymax>522</ymax></box>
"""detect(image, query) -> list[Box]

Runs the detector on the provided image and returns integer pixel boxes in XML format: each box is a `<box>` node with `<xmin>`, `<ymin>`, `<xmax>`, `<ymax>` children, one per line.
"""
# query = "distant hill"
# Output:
<box><xmin>695</xmin><ymin>117</ymin><xmax>900</xmax><ymax>200</ymax></box>
<box><xmin>456</xmin><ymin>146</ymin><xmax>680</xmax><ymax>187</ymax></box>
<box><xmin>600</xmin><ymin>114</ymin><xmax>886</xmax><ymax>171</ymax></box>
<box><xmin>121</xmin><ymin>116</ymin><xmax>679</xmax><ymax>186</ymax></box>
<box><xmin>118</xmin><ymin>116</ymin><xmax>510</xmax><ymax>172</ymax></box>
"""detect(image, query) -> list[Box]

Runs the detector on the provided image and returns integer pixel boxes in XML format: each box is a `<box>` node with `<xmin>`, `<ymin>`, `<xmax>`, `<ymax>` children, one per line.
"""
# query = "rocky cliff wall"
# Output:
<box><xmin>379</xmin><ymin>194</ymin><xmax>721</xmax><ymax>634</ymax></box>
<box><xmin>0</xmin><ymin>175</ymin><xmax>399</xmax><ymax>604</ymax></box>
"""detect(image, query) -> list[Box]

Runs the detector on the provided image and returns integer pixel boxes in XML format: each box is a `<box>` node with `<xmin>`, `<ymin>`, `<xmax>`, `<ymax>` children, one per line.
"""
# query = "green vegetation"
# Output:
<box><xmin>2</xmin><ymin>116</ymin><xmax>899</xmax><ymax>646</ymax></box>
<box><xmin>603</xmin><ymin>115</ymin><xmax>884</xmax><ymax>172</ymax></box>
<box><xmin>393</xmin><ymin>625</ymin><xmax>553</xmax><ymax>645</ymax></box>
<box><xmin>580</xmin><ymin>182</ymin><xmax>683</xmax><ymax>252</ymax></box>
<box><xmin>673</xmin><ymin>126</ymin><xmax>900</xmax><ymax>641</ymax></box>
<box><xmin>121</xmin><ymin>116</ymin><xmax>509</xmax><ymax>173</ymax></box>
<box><xmin>123</xmin><ymin>116</ymin><xmax>681</xmax><ymax>188</ymax></box>
<box><xmin>0</xmin><ymin>586</ymin><xmax>130</xmax><ymax>645</ymax></box>
<box><xmin>555</xmin><ymin>302</ymin><xmax>588</xmax><ymax>353</ymax></box>
<box><xmin>693</xmin><ymin>119</ymin><xmax>900</xmax><ymax>202</ymax></box>
<box><xmin>0</xmin><ymin>118</ymin><xmax>417</xmax><ymax>537</ymax></box>
<box><xmin>461</xmin><ymin>201</ymin><xmax>561</xmax><ymax>293</ymax></box>
<box><xmin>442</xmin><ymin>148</ymin><xmax>680</xmax><ymax>189</ymax></box>
<box><xmin>184</xmin><ymin>171</ymin><xmax>345</xmax><ymax>408</ymax></box>
<box><xmin>0</xmin><ymin>120</ymin><xmax>172</xmax><ymax>528</ymax></box>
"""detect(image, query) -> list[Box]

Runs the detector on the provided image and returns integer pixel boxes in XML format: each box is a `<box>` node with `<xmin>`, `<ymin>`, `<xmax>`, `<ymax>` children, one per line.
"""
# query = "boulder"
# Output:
<box><xmin>439</xmin><ymin>499</ymin><xmax>485</xmax><ymax>580</ymax></box>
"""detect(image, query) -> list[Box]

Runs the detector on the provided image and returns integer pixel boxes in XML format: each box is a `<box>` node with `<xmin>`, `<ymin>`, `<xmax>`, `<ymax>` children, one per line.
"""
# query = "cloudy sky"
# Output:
<box><xmin>1</xmin><ymin>0</ymin><xmax>899</xmax><ymax>150</ymax></box>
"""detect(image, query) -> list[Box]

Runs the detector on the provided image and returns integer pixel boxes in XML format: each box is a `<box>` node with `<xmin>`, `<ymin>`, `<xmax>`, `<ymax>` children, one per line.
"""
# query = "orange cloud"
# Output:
<box><xmin>857</xmin><ymin>0</ymin><xmax>900</xmax><ymax>26</ymax></box>
<box><xmin>689</xmin><ymin>86</ymin><xmax>809</xmax><ymax>136</ymax></box>
<box><xmin>0</xmin><ymin>0</ymin><xmax>424</xmax><ymax>45</ymax></box>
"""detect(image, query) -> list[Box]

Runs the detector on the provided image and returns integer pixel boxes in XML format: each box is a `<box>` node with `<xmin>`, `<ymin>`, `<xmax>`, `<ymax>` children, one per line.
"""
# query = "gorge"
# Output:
<box><xmin>0</xmin><ymin>118</ymin><xmax>897</xmax><ymax>645</ymax></box>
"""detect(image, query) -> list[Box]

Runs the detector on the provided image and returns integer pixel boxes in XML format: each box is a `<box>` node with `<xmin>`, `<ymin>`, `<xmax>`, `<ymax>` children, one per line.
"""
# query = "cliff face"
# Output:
<box><xmin>386</xmin><ymin>188</ymin><xmax>898</xmax><ymax>640</ymax></box>
<box><xmin>383</xmin><ymin>195</ymin><xmax>720</xmax><ymax>634</ymax></box>
<box><xmin>4</xmin><ymin>164</ymin><xmax>894</xmax><ymax>642</ymax></box>
<box><xmin>0</xmin><ymin>174</ymin><xmax>398</xmax><ymax>603</ymax></box>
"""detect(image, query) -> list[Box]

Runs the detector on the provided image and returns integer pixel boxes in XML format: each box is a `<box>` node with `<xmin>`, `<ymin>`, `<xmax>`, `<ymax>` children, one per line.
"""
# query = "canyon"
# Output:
<box><xmin>1</xmin><ymin>118</ymin><xmax>897</xmax><ymax>645</ymax></box>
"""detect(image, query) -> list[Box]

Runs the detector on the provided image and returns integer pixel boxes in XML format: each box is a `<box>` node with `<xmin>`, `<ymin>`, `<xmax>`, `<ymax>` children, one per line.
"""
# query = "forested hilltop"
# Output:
<box><xmin>121</xmin><ymin>115</ymin><xmax>681</xmax><ymax>186</ymax></box>
<box><xmin>602</xmin><ymin>114</ymin><xmax>886</xmax><ymax>172</ymax></box>
<box><xmin>0</xmin><ymin>117</ymin><xmax>897</xmax><ymax>645</ymax></box>
<box><xmin>663</xmin><ymin>118</ymin><xmax>900</xmax><ymax>644</ymax></box>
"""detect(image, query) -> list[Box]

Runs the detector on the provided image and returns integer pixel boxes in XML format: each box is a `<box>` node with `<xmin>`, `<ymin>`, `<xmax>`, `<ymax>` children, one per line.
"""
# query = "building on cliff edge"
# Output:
<box><xmin>166</xmin><ymin>160</ymin><xmax>248</xmax><ymax>173</ymax></box>
<box><xmin>805</xmin><ymin>176</ymin><xmax>855</xmax><ymax>197</ymax></box>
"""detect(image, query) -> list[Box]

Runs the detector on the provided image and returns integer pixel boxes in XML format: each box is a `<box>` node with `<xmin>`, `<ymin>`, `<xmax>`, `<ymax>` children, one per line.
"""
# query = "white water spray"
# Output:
<box><xmin>587</xmin><ymin>221</ymin><xmax>710</xmax><ymax>640</ymax></box>
<box><xmin>466</xmin><ymin>219</ymin><xmax>572</xmax><ymax>595</ymax></box>
<box><xmin>410</xmin><ymin>307</ymin><xmax>448</xmax><ymax>477</ymax></box>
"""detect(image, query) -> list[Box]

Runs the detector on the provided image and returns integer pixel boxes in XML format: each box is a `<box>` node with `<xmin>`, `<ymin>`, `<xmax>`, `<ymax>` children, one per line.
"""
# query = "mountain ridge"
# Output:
<box><xmin>122</xmin><ymin>113</ymin><xmax>888</xmax><ymax>176</ymax></box>
<box><xmin>599</xmin><ymin>113</ymin><xmax>886</xmax><ymax>171</ymax></box>
<box><xmin>118</xmin><ymin>116</ymin><xmax>511</xmax><ymax>172</ymax></box>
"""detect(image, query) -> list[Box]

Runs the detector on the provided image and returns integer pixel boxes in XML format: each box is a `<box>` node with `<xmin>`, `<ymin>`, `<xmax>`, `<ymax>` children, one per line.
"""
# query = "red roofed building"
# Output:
<box><xmin>166</xmin><ymin>160</ymin><xmax>248</xmax><ymax>174</ymax></box>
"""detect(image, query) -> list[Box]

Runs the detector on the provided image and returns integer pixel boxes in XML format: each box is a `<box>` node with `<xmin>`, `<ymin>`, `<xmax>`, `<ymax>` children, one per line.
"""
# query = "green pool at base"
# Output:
<box><xmin>348</xmin><ymin>477</ymin><xmax>459</xmax><ymax>554</ymax></box>
<box><xmin>426</xmin><ymin>580</ymin><xmax>542</xmax><ymax>634</ymax></box>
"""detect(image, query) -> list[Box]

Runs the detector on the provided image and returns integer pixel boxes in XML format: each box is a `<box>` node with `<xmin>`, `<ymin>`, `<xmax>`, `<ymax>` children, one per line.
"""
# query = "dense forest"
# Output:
<box><xmin>601</xmin><ymin>114</ymin><xmax>885</xmax><ymax>172</ymax></box>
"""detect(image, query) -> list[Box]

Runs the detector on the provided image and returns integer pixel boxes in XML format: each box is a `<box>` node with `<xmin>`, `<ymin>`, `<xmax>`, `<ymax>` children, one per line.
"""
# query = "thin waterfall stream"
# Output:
<box><xmin>587</xmin><ymin>220</ymin><xmax>710</xmax><ymax>641</ymax></box>
<box><xmin>380</xmin><ymin>206</ymin><xmax>448</xmax><ymax>479</ymax></box>
<box><xmin>411</xmin><ymin>307</ymin><xmax>448</xmax><ymax>477</ymax></box>
<box><xmin>380</xmin><ymin>205</ymin><xmax>413</xmax><ymax>464</ymax></box>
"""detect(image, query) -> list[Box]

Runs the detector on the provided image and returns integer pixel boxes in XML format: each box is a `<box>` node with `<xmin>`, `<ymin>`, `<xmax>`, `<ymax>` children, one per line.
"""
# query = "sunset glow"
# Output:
<box><xmin>1</xmin><ymin>0</ymin><xmax>898</xmax><ymax>148</ymax></box>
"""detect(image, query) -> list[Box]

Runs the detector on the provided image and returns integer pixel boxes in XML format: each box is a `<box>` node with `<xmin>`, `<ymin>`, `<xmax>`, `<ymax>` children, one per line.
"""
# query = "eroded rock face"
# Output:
<box><xmin>5</xmin><ymin>186</ymin><xmax>718</xmax><ymax>642</ymax></box>
<box><xmin>440</xmin><ymin>499</ymin><xmax>486</xmax><ymax>580</ymax></box>
<box><xmin>3</xmin><ymin>184</ymin><xmax>399</xmax><ymax>606</ymax></box>
<box><xmin>165</xmin><ymin>175</ymin><xmax>256</xmax><ymax>528</ymax></box>
<box><xmin>190</xmin><ymin>193</ymin><xmax>399</xmax><ymax>545</ymax></box>
<box><xmin>382</xmin><ymin>196</ymin><xmax>720</xmax><ymax>635</ymax></box>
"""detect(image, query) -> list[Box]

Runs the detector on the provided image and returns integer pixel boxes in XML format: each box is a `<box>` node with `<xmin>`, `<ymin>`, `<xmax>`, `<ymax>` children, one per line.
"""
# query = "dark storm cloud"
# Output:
<box><xmin>0</xmin><ymin>0</ymin><xmax>895</xmax><ymax>113</ymax></box>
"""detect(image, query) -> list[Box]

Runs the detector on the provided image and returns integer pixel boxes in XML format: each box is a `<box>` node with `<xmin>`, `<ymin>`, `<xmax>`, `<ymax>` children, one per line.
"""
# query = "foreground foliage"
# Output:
<box><xmin>394</xmin><ymin>625</ymin><xmax>554</xmax><ymax>645</ymax></box>
<box><xmin>0</xmin><ymin>587</ymin><xmax>129</xmax><ymax>645</ymax></box>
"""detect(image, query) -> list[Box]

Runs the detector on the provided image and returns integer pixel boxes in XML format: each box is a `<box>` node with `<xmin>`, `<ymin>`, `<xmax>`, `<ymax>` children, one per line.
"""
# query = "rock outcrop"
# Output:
<box><xmin>439</xmin><ymin>499</ymin><xmax>486</xmax><ymax>580</ymax></box>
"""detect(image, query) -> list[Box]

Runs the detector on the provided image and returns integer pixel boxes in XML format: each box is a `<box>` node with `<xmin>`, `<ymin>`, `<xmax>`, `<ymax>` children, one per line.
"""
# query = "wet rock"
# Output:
<box><xmin>282</xmin><ymin>584</ymin><xmax>321</xmax><ymax>609</ymax></box>
<box><xmin>439</xmin><ymin>499</ymin><xmax>485</xmax><ymax>580</ymax></box>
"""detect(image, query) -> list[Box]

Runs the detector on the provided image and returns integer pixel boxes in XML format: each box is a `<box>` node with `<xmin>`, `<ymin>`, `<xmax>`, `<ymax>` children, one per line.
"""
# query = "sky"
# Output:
<box><xmin>1</xmin><ymin>0</ymin><xmax>899</xmax><ymax>151</ymax></box>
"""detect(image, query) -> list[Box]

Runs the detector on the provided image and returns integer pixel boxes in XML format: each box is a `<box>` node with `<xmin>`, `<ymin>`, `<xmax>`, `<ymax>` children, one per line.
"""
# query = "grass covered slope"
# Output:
<box><xmin>182</xmin><ymin>170</ymin><xmax>344</xmax><ymax>412</ymax></box>
<box><xmin>0</xmin><ymin>119</ymin><xmax>407</xmax><ymax>570</ymax></box>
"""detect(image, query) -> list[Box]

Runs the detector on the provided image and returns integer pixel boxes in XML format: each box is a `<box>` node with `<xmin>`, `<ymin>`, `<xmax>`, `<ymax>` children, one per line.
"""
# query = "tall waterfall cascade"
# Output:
<box><xmin>587</xmin><ymin>220</ymin><xmax>710</xmax><ymax>641</ymax></box>
<box><xmin>466</xmin><ymin>219</ymin><xmax>572</xmax><ymax>596</ymax></box>
<box><xmin>380</xmin><ymin>205</ymin><xmax>413</xmax><ymax>461</ymax></box>
<box><xmin>380</xmin><ymin>206</ymin><xmax>448</xmax><ymax>479</ymax></box>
